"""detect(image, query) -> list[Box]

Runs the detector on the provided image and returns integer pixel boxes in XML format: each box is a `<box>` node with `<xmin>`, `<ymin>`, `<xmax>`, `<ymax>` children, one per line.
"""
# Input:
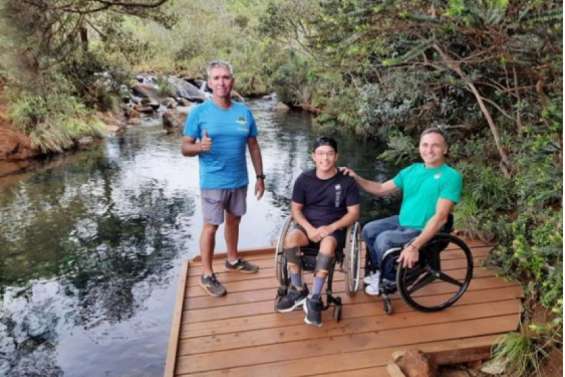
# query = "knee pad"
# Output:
<box><xmin>284</xmin><ymin>246</ymin><xmax>301</xmax><ymax>265</ymax></box>
<box><xmin>315</xmin><ymin>253</ymin><xmax>335</xmax><ymax>274</ymax></box>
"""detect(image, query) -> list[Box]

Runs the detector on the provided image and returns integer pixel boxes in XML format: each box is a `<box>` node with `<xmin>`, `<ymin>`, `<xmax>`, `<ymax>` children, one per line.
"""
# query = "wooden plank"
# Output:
<box><xmin>186</xmin><ymin>245</ymin><xmax>492</xmax><ymax>277</ymax></box>
<box><xmin>184</xmin><ymin>266</ymin><xmax>499</xmax><ymax>310</ymax></box>
<box><xmin>168</xmin><ymin>242</ymin><xmax>520</xmax><ymax>377</ymax></box>
<box><xmin>386</xmin><ymin>363</ymin><xmax>407</xmax><ymax>377</ymax></box>
<box><xmin>180</xmin><ymin>285</ymin><xmax>523</xmax><ymax>339</ymax></box>
<box><xmin>185</xmin><ymin>255</ymin><xmax>490</xmax><ymax>299</ymax></box>
<box><xmin>178</xmin><ymin>300</ymin><xmax>521</xmax><ymax>356</ymax></box>
<box><xmin>187</xmin><ymin>267</ymin><xmax>277</xmax><ymax>286</ymax></box>
<box><xmin>191</xmin><ymin>247</ymin><xmax>277</xmax><ymax>262</ymax></box>
<box><xmin>185</xmin><ymin>249</ymin><xmax>493</xmax><ymax>287</ymax></box>
<box><xmin>175</xmin><ymin>314</ymin><xmax>519</xmax><ymax>374</ymax></box>
<box><xmin>188</xmin><ymin>255</ymin><xmax>276</xmax><ymax>277</ymax></box>
<box><xmin>182</xmin><ymin>277</ymin><xmax>520</xmax><ymax>323</ymax></box>
<box><xmin>163</xmin><ymin>260</ymin><xmax>189</xmax><ymax>377</ymax></box>
<box><xmin>180</xmin><ymin>335</ymin><xmax>502</xmax><ymax>377</ymax></box>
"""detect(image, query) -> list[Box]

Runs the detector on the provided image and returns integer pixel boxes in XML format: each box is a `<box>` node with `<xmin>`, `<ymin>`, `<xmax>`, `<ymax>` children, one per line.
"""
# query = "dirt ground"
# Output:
<box><xmin>438</xmin><ymin>347</ymin><xmax>563</xmax><ymax>377</ymax></box>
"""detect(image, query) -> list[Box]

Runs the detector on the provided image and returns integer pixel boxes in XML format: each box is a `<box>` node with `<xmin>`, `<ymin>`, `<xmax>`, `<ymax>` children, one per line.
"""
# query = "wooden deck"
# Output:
<box><xmin>164</xmin><ymin>241</ymin><xmax>523</xmax><ymax>377</ymax></box>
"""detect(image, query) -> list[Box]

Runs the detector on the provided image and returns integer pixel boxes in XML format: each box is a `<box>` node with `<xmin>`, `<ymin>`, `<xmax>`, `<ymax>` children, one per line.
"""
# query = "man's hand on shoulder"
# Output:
<box><xmin>339</xmin><ymin>167</ymin><xmax>358</xmax><ymax>179</ymax></box>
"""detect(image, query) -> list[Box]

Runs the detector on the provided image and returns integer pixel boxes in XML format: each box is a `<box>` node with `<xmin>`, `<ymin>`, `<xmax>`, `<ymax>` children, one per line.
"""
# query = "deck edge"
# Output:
<box><xmin>163</xmin><ymin>260</ymin><xmax>190</xmax><ymax>377</ymax></box>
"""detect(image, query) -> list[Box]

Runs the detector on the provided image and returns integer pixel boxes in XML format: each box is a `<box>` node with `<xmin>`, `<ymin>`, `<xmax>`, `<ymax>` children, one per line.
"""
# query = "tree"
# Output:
<box><xmin>1</xmin><ymin>0</ymin><xmax>174</xmax><ymax>79</ymax></box>
<box><xmin>306</xmin><ymin>0</ymin><xmax>562</xmax><ymax>175</ymax></box>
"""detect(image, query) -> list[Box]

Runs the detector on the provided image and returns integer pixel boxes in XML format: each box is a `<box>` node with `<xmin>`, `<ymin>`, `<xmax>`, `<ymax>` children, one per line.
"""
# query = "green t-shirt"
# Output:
<box><xmin>392</xmin><ymin>163</ymin><xmax>462</xmax><ymax>230</ymax></box>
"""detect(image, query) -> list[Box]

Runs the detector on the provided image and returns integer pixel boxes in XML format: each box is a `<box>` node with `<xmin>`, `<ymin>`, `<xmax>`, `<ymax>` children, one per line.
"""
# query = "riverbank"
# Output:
<box><xmin>0</xmin><ymin>83</ymin><xmax>126</xmax><ymax>177</ymax></box>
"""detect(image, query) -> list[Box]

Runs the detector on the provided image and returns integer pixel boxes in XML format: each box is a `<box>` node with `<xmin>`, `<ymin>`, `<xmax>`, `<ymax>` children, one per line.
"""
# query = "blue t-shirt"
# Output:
<box><xmin>183</xmin><ymin>100</ymin><xmax>258</xmax><ymax>189</ymax></box>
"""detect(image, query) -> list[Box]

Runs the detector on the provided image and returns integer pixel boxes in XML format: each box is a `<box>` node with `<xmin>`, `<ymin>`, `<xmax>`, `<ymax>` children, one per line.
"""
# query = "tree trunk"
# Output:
<box><xmin>433</xmin><ymin>44</ymin><xmax>512</xmax><ymax>176</ymax></box>
<box><xmin>80</xmin><ymin>26</ymin><xmax>89</xmax><ymax>52</ymax></box>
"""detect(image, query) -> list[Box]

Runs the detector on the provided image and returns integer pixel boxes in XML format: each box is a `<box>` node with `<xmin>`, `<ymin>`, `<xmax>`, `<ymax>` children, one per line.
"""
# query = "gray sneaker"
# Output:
<box><xmin>225</xmin><ymin>258</ymin><xmax>259</xmax><ymax>273</ymax></box>
<box><xmin>199</xmin><ymin>274</ymin><xmax>227</xmax><ymax>297</ymax></box>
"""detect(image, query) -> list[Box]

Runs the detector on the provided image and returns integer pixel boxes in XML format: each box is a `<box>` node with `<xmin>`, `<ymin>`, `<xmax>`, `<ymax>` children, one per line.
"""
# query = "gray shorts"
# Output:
<box><xmin>201</xmin><ymin>187</ymin><xmax>247</xmax><ymax>225</ymax></box>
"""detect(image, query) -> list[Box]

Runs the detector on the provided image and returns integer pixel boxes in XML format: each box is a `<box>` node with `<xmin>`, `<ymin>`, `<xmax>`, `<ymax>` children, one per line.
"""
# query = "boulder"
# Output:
<box><xmin>393</xmin><ymin>349</ymin><xmax>438</xmax><ymax>377</ymax></box>
<box><xmin>169</xmin><ymin>77</ymin><xmax>207</xmax><ymax>103</ymax></box>
<box><xmin>273</xmin><ymin>101</ymin><xmax>290</xmax><ymax>112</ymax></box>
<box><xmin>131</xmin><ymin>83</ymin><xmax>160</xmax><ymax>100</ymax></box>
<box><xmin>163</xmin><ymin>108</ymin><xmax>190</xmax><ymax>134</ymax></box>
<box><xmin>0</xmin><ymin>124</ymin><xmax>38</xmax><ymax>161</ymax></box>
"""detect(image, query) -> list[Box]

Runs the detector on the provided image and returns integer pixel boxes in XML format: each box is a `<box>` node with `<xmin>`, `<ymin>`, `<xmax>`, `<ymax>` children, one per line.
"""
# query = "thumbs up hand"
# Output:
<box><xmin>200</xmin><ymin>129</ymin><xmax>212</xmax><ymax>153</ymax></box>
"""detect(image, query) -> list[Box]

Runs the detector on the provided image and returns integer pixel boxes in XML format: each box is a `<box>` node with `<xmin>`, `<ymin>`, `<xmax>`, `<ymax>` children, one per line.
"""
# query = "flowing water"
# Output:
<box><xmin>0</xmin><ymin>98</ymin><xmax>399</xmax><ymax>377</ymax></box>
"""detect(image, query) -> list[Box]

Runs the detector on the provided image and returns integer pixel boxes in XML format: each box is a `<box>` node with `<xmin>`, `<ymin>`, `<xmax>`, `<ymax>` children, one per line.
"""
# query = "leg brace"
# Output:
<box><xmin>284</xmin><ymin>246</ymin><xmax>302</xmax><ymax>265</ymax></box>
<box><xmin>315</xmin><ymin>253</ymin><xmax>335</xmax><ymax>274</ymax></box>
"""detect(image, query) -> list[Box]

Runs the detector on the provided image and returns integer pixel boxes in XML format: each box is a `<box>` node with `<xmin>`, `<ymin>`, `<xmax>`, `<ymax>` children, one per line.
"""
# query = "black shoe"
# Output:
<box><xmin>276</xmin><ymin>285</ymin><xmax>308</xmax><ymax>313</ymax></box>
<box><xmin>304</xmin><ymin>294</ymin><xmax>323</xmax><ymax>327</ymax></box>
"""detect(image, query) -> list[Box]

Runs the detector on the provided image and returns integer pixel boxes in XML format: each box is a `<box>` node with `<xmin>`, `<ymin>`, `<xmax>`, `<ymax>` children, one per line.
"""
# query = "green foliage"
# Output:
<box><xmin>492</xmin><ymin>331</ymin><xmax>546</xmax><ymax>377</ymax></box>
<box><xmin>357</xmin><ymin>69</ymin><xmax>428</xmax><ymax>138</ymax></box>
<box><xmin>154</xmin><ymin>75</ymin><xmax>177</xmax><ymax>98</ymax></box>
<box><xmin>271</xmin><ymin>51</ymin><xmax>311</xmax><ymax>106</ymax></box>
<box><xmin>8</xmin><ymin>90</ymin><xmax>104</xmax><ymax>153</ymax></box>
<box><xmin>121</xmin><ymin>0</ymin><xmax>275</xmax><ymax>96</ymax></box>
<box><xmin>312</xmin><ymin>82</ymin><xmax>363</xmax><ymax>135</ymax></box>
<box><xmin>455</xmin><ymin>97</ymin><xmax>563</xmax><ymax>347</ymax></box>
<box><xmin>378</xmin><ymin>132</ymin><xmax>418</xmax><ymax>165</ymax></box>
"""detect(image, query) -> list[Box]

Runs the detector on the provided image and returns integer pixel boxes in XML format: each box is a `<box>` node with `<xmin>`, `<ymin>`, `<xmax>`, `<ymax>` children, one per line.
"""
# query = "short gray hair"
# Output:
<box><xmin>206</xmin><ymin>60</ymin><xmax>234</xmax><ymax>78</ymax></box>
<box><xmin>421</xmin><ymin>127</ymin><xmax>447</xmax><ymax>144</ymax></box>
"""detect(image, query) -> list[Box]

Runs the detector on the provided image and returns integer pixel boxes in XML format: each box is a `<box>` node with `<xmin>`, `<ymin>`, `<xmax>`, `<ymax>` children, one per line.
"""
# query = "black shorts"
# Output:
<box><xmin>290</xmin><ymin>223</ymin><xmax>347</xmax><ymax>252</ymax></box>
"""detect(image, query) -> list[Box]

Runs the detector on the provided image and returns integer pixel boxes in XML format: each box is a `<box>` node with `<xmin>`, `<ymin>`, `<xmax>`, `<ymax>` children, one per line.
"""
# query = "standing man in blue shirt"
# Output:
<box><xmin>181</xmin><ymin>60</ymin><xmax>265</xmax><ymax>297</ymax></box>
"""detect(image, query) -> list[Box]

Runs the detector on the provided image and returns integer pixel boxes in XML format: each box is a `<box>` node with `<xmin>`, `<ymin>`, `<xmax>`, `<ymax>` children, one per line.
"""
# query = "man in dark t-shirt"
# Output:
<box><xmin>276</xmin><ymin>137</ymin><xmax>360</xmax><ymax>327</ymax></box>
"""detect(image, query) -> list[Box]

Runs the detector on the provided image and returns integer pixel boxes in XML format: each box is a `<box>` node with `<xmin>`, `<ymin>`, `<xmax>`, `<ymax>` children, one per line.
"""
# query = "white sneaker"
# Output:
<box><xmin>363</xmin><ymin>271</ymin><xmax>381</xmax><ymax>285</ymax></box>
<box><xmin>364</xmin><ymin>279</ymin><xmax>381</xmax><ymax>296</ymax></box>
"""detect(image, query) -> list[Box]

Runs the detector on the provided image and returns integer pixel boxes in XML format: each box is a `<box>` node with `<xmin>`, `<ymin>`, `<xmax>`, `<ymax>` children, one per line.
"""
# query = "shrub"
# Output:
<box><xmin>8</xmin><ymin>92</ymin><xmax>104</xmax><ymax>153</ymax></box>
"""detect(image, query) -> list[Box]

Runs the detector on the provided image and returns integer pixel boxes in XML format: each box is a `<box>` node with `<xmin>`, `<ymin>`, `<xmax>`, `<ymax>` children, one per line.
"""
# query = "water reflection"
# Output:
<box><xmin>0</xmin><ymin>97</ymin><xmax>399</xmax><ymax>377</ymax></box>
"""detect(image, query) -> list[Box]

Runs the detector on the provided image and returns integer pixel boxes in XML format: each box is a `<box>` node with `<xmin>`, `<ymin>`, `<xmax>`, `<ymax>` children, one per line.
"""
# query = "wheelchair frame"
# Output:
<box><xmin>368</xmin><ymin>230</ymin><xmax>474</xmax><ymax>315</ymax></box>
<box><xmin>274</xmin><ymin>216</ymin><xmax>362</xmax><ymax>321</ymax></box>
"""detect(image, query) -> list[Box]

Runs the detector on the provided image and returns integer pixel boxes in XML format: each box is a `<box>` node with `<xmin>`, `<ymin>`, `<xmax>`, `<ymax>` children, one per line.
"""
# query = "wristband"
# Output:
<box><xmin>256</xmin><ymin>174</ymin><xmax>266</xmax><ymax>179</ymax></box>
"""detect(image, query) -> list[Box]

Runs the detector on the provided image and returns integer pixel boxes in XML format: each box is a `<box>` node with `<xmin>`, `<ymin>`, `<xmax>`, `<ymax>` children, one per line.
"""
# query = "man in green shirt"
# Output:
<box><xmin>341</xmin><ymin>128</ymin><xmax>462</xmax><ymax>295</ymax></box>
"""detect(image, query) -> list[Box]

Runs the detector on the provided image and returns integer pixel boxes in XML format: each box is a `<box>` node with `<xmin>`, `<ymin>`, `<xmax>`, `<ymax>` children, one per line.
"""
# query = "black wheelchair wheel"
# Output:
<box><xmin>396</xmin><ymin>233</ymin><xmax>473</xmax><ymax>312</ymax></box>
<box><xmin>344</xmin><ymin>222</ymin><xmax>362</xmax><ymax>297</ymax></box>
<box><xmin>274</xmin><ymin>216</ymin><xmax>293</xmax><ymax>286</ymax></box>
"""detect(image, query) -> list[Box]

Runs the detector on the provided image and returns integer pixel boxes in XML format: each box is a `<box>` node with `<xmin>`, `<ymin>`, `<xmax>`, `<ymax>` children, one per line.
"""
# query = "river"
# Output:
<box><xmin>0</xmin><ymin>97</ymin><xmax>399</xmax><ymax>377</ymax></box>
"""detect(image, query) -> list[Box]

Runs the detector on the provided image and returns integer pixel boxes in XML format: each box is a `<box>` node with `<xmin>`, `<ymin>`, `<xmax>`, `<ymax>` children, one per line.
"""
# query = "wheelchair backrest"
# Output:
<box><xmin>441</xmin><ymin>213</ymin><xmax>454</xmax><ymax>234</ymax></box>
<box><xmin>424</xmin><ymin>214</ymin><xmax>454</xmax><ymax>255</ymax></box>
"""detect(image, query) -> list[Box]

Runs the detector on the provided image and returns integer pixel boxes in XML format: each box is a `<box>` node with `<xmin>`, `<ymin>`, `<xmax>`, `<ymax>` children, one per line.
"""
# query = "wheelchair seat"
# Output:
<box><xmin>274</xmin><ymin>216</ymin><xmax>362</xmax><ymax>321</ymax></box>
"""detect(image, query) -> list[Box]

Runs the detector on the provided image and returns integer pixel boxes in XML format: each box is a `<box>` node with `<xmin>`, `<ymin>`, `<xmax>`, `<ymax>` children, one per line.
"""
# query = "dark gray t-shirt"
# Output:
<box><xmin>292</xmin><ymin>169</ymin><xmax>360</xmax><ymax>228</ymax></box>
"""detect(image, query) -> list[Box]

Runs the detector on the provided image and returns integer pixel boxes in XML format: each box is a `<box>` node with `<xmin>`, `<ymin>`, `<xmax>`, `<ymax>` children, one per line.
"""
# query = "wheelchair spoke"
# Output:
<box><xmin>438</xmin><ymin>271</ymin><xmax>464</xmax><ymax>287</ymax></box>
<box><xmin>406</xmin><ymin>271</ymin><xmax>436</xmax><ymax>294</ymax></box>
<box><xmin>404</xmin><ymin>264</ymin><xmax>427</xmax><ymax>284</ymax></box>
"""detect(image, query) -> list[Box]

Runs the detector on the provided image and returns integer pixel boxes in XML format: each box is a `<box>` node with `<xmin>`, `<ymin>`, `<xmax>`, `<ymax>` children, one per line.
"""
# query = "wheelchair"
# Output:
<box><xmin>274</xmin><ymin>216</ymin><xmax>362</xmax><ymax>321</ymax></box>
<box><xmin>365</xmin><ymin>215</ymin><xmax>473</xmax><ymax>315</ymax></box>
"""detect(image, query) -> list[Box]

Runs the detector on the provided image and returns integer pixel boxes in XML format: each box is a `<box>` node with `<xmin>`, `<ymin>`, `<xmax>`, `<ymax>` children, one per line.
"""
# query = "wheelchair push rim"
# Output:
<box><xmin>396</xmin><ymin>233</ymin><xmax>473</xmax><ymax>312</ymax></box>
<box><xmin>274</xmin><ymin>216</ymin><xmax>293</xmax><ymax>287</ymax></box>
<box><xmin>344</xmin><ymin>222</ymin><xmax>362</xmax><ymax>296</ymax></box>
